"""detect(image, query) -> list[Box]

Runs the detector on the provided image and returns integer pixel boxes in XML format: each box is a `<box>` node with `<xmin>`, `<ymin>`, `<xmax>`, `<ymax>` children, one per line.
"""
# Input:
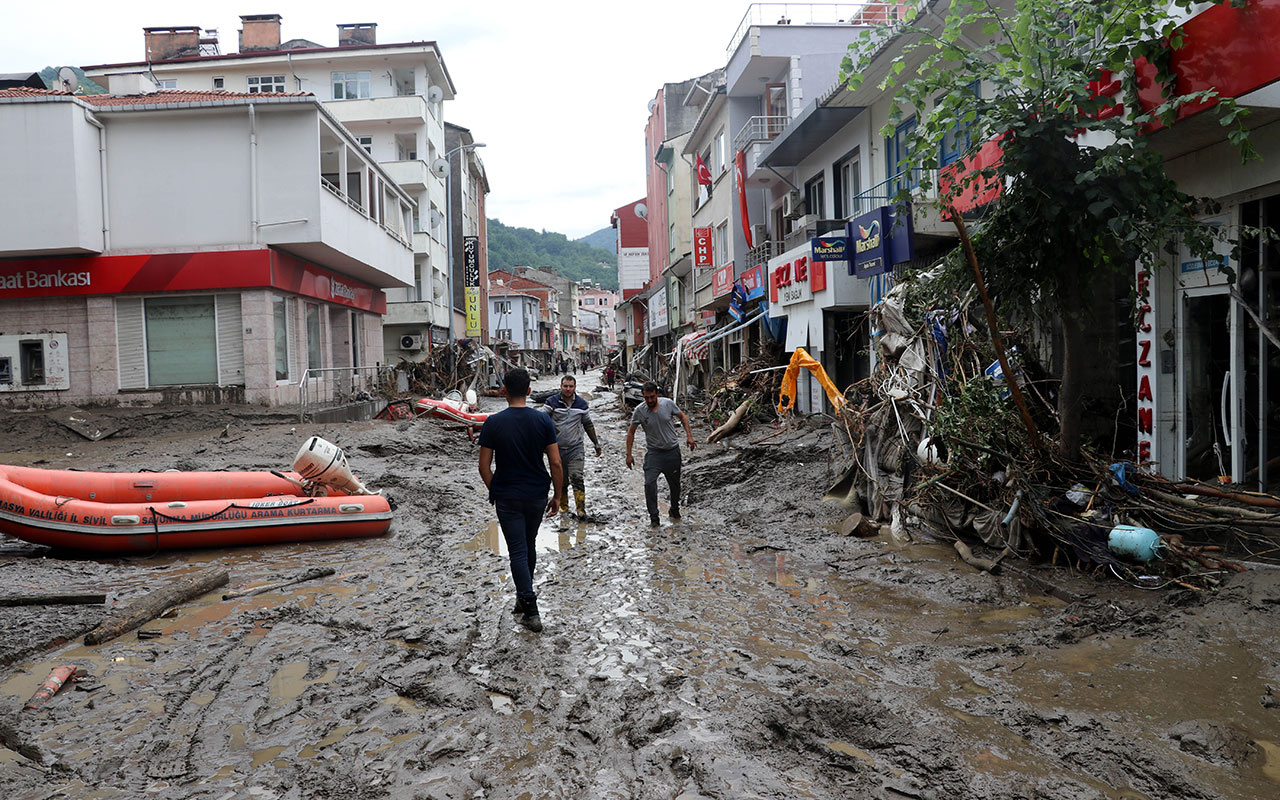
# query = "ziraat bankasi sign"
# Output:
<box><xmin>0</xmin><ymin>268</ymin><xmax>92</xmax><ymax>291</ymax></box>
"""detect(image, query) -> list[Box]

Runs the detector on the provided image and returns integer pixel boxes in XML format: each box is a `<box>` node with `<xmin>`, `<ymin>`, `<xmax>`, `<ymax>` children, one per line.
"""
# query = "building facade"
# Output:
<box><xmin>0</xmin><ymin>86</ymin><xmax>411</xmax><ymax>407</ymax></box>
<box><xmin>82</xmin><ymin>15</ymin><xmax>460</xmax><ymax>365</ymax></box>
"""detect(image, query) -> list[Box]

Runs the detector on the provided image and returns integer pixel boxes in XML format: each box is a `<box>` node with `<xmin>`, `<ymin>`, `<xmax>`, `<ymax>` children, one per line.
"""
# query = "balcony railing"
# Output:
<box><xmin>743</xmin><ymin>240</ymin><xmax>780</xmax><ymax>268</ymax></box>
<box><xmin>726</xmin><ymin>2</ymin><xmax>916</xmax><ymax>60</ymax></box>
<box><xmin>734</xmin><ymin>115</ymin><xmax>790</xmax><ymax>152</ymax></box>
<box><xmin>848</xmin><ymin>168</ymin><xmax>938</xmax><ymax>218</ymax></box>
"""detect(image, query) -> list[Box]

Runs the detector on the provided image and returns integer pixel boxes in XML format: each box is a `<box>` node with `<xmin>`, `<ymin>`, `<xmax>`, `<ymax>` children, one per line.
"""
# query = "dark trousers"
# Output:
<box><xmin>643</xmin><ymin>447</ymin><xmax>682</xmax><ymax>520</ymax></box>
<box><xmin>495</xmin><ymin>496</ymin><xmax>547</xmax><ymax>600</ymax></box>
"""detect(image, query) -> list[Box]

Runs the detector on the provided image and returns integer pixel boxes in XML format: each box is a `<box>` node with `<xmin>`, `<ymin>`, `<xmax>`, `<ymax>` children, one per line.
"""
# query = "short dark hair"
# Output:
<box><xmin>642</xmin><ymin>381</ymin><xmax>659</xmax><ymax>394</ymax></box>
<box><xmin>503</xmin><ymin>368</ymin><xmax>531</xmax><ymax>396</ymax></box>
<box><xmin>561</xmin><ymin>375</ymin><xmax>576</xmax><ymax>384</ymax></box>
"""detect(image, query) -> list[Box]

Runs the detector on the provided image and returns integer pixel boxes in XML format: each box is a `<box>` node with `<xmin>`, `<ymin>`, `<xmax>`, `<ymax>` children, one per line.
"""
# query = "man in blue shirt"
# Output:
<box><xmin>543</xmin><ymin>374</ymin><xmax>602</xmax><ymax>518</ymax></box>
<box><xmin>478</xmin><ymin>369</ymin><xmax>563</xmax><ymax>633</ymax></box>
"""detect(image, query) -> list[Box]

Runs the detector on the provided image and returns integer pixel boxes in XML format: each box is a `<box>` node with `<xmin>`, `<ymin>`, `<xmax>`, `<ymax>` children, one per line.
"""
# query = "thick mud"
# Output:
<box><xmin>1</xmin><ymin>372</ymin><xmax>1279</xmax><ymax>799</ymax></box>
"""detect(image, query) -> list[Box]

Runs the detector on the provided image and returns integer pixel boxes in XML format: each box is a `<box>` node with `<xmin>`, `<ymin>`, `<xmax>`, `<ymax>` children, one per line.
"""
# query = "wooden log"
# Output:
<box><xmin>839</xmin><ymin>512</ymin><xmax>879</xmax><ymax>538</ymax></box>
<box><xmin>221</xmin><ymin>567</ymin><xmax>336</xmax><ymax>600</ymax></box>
<box><xmin>707</xmin><ymin>399</ymin><xmax>751</xmax><ymax>444</ymax></box>
<box><xmin>84</xmin><ymin>567</ymin><xmax>228</xmax><ymax>646</ymax></box>
<box><xmin>954</xmin><ymin>540</ymin><xmax>1000</xmax><ymax>573</ymax></box>
<box><xmin>0</xmin><ymin>593</ymin><xmax>106</xmax><ymax>607</ymax></box>
<box><xmin>1173</xmin><ymin>482</ymin><xmax>1280</xmax><ymax>509</ymax></box>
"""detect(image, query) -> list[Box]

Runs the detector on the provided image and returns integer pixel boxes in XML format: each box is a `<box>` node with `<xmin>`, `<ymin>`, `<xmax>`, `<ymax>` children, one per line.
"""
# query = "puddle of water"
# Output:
<box><xmin>300</xmin><ymin>724</ymin><xmax>358</xmax><ymax>758</ymax></box>
<box><xmin>462</xmin><ymin>519</ymin><xmax>585</xmax><ymax>557</ymax></box>
<box><xmin>1258</xmin><ymin>740</ymin><xmax>1280</xmax><ymax>783</ymax></box>
<box><xmin>489</xmin><ymin>692</ymin><xmax>514</xmax><ymax>715</ymax></box>
<box><xmin>250</xmin><ymin>745</ymin><xmax>284</xmax><ymax>768</ymax></box>
<box><xmin>269</xmin><ymin>660</ymin><xmax>338</xmax><ymax>703</ymax></box>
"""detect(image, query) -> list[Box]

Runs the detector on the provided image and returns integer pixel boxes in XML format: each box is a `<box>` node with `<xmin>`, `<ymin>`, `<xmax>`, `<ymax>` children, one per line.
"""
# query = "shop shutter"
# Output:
<box><xmin>145</xmin><ymin>296</ymin><xmax>217</xmax><ymax>386</ymax></box>
<box><xmin>115</xmin><ymin>298</ymin><xmax>147</xmax><ymax>390</ymax></box>
<box><xmin>216</xmin><ymin>294</ymin><xmax>245</xmax><ymax>386</ymax></box>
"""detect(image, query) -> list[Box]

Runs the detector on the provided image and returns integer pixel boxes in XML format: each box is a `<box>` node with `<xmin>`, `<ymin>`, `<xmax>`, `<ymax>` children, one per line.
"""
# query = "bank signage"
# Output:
<box><xmin>712</xmin><ymin>263</ymin><xmax>734</xmax><ymax>298</ymax></box>
<box><xmin>693</xmin><ymin>227</ymin><xmax>714</xmax><ymax>268</ymax></box>
<box><xmin>810</xmin><ymin>236</ymin><xmax>848</xmax><ymax>263</ymax></box>
<box><xmin>0</xmin><ymin>251</ymin><xmax>386</xmax><ymax>313</ymax></box>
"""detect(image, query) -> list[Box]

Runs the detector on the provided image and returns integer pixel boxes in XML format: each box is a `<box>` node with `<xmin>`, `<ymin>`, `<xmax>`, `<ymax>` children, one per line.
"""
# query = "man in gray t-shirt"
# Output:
<box><xmin>626</xmin><ymin>382</ymin><xmax>696</xmax><ymax>526</ymax></box>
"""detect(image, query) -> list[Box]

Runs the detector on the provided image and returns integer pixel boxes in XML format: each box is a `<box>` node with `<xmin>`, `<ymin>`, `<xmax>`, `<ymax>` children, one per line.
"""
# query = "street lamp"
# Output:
<box><xmin>444</xmin><ymin>141</ymin><xmax>486</xmax><ymax>348</ymax></box>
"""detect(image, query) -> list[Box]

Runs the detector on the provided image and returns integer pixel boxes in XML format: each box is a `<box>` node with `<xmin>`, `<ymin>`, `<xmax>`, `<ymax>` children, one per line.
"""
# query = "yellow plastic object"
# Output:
<box><xmin>777</xmin><ymin>347</ymin><xmax>847</xmax><ymax>417</ymax></box>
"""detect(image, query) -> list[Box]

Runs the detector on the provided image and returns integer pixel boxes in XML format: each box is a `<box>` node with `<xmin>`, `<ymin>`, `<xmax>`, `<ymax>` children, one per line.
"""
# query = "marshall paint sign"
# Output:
<box><xmin>693</xmin><ymin>227</ymin><xmax>714</xmax><ymax>268</ymax></box>
<box><xmin>463</xmin><ymin>236</ymin><xmax>481</xmax><ymax>338</ymax></box>
<box><xmin>849</xmin><ymin>204</ymin><xmax>914</xmax><ymax>278</ymax></box>
<box><xmin>810</xmin><ymin>236</ymin><xmax>848</xmax><ymax>263</ymax></box>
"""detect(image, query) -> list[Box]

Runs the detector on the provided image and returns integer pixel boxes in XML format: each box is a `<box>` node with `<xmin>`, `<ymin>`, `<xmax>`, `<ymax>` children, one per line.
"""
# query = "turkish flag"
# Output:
<box><xmin>735</xmin><ymin>150</ymin><xmax>754</xmax><ymax>249</ymax></box>
<box><xmin>695</xmin><ymin>153</ymin><xmax>712</xmax><ymax>186</ymax></box>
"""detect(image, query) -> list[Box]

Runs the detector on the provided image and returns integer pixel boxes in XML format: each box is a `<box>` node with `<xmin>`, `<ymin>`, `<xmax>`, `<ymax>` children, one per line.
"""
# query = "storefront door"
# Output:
<box><xmin>1177</xmin><ymin>287</ymin><xmax>1244</xmax><ymax>482</ymax></box>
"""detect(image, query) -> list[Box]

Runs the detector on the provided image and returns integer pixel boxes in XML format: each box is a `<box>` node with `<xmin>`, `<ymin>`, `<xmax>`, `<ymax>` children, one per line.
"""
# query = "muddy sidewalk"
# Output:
<box><xmin>1</xmin><ymin>377</ymin><xmax>1278</xmax><ymax>799</ymax></box>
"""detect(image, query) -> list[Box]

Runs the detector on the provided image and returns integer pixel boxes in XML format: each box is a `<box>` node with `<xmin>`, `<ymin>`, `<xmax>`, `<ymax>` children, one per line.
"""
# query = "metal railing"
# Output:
<box><xmin>743</xmin><ymin>240</ymin><xmax>780</xmax><ymax>268</ymax></box>
<box><xmin>321</xmin><ymin>175</ymin><xmax>367</xmax><ymax>216</ymax></box>
<box><xmin>734</xmin><ymin>115</ymin><xmax>790</xmax><ymax>152</ymax></box>
<box><xmin>848</xmin><ymin>168</ymin><xmax>938</xmax><ymax>217</ymax></box>
<box><xmin>726</xmin><ymin>3</ymin><xmax>916</xmax><ymax>60</ymax></box>
<box><xmin>298</xmin><ymin>364</ymin><xmax>396</xmax><ymax>422</ymax></box>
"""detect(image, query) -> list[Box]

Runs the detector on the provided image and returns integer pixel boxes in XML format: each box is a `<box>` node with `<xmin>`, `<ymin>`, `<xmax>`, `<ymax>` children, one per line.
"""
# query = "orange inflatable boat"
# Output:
<box><xmin>0</xmin><ymin>438</ymin><xmax>393</xmax><ymax>554</ymax></box>
<box><xmin>415</xmin><ymin>396</ymin><xmax>490</xmax><ymax>426</ymax></box>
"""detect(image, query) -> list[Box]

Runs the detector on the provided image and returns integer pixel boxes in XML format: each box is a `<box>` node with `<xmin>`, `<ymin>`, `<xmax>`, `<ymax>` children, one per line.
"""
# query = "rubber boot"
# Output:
<box><xmin>559</xmin><ymin>493</ymin><xmax>569</xmax><ymax>513</ymax></box>
<box><xmin>574</xmin><ymin>489</ymin><xmax>586</xmax><ymax>518</ymax></box>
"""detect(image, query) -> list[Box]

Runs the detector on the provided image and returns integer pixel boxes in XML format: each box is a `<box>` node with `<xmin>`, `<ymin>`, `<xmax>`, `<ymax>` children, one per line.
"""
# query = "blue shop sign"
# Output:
<box><xmin>848</xmin><ymin>204</ymin><xmax>915</xmax><ymax>278</ymax></box>
<box><xmin>810</xmin><ymin>236</ymin><xmax>848</xmax><ymax>263</ymax></box>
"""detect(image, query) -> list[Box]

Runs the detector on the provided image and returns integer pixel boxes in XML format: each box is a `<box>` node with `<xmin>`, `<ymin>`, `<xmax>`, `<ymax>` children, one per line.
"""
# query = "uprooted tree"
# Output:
<box><xmin>840</xmin><ymin>0</ymin><xmax>1257</xmax><ymax>460</ymax></box>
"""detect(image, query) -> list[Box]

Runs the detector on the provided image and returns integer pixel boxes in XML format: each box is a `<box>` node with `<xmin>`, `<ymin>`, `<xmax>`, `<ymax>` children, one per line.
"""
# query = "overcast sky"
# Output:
<box><xmin>1</xmin><ymin>0</ymin><xmax>769</xmax><ymax>240</ymax></box>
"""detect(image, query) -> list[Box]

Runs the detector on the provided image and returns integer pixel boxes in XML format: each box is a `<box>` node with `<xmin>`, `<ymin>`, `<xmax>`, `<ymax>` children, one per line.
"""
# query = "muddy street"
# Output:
<box><xmin>1</xmin><ymin>372</ymin><xmax>1278</xmax><ymax>799</ymax></box>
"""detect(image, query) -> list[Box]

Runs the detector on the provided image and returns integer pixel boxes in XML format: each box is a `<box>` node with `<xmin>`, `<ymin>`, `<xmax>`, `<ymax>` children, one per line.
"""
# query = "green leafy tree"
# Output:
<box><xmin>841</xmin><ymin>0</ymin><xmax>1254</xmax><ymax>459</ymax></box>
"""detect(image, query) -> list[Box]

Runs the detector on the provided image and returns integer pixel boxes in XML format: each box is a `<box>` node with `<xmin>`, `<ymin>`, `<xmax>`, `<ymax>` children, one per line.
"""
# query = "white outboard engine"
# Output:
<box><xmin>292</xmin><ymin>436</ymin><xmax>376</xmax><ymax>496</ymax></box>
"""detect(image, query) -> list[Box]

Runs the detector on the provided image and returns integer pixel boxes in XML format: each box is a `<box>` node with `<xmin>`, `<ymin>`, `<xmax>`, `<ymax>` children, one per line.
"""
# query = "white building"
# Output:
<box><xmin>489</xmin><ymin>291</ymin><xmax>541</xmax><ymax>352</ymax></box>
<box><xmin>0</xmin><ymin>84</ymin><xmax>412</xmax><ymax>407</ymax></box>
<box><xmin>82</xmin><ymin>15</ymin><xmax>457</xmax><ymax>361</ymax></box>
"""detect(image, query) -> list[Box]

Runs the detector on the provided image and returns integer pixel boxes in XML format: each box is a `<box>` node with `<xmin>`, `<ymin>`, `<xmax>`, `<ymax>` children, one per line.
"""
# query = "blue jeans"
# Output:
<box><xmin>495</xmin><ymin>496</ymin><xmax>547</xmax><ymax>600</ymax></box>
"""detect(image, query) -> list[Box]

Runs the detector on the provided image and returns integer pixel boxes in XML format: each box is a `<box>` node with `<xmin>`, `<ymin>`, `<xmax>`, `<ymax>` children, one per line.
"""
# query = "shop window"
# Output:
<box><xmin>306</xmin><ymin>302</ymin><xmax>322</xmax><ymax>373</ymax></box>
<box><xmin>273</xmin><ymin>295</ymin><xmax>290</xmax><ymax>382</ymax></box>
<box><xmin>144</xmin><ymin>296</ymin><xmax>217</xmax><ymax>385</ymax></box>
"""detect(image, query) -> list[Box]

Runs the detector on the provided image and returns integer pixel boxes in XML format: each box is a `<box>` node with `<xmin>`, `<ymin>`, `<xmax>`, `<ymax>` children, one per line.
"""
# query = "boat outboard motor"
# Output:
<box><xmin>292</xmin><ymin>436</ymin><xmax>377</xmax><ymax>496</ymax></box>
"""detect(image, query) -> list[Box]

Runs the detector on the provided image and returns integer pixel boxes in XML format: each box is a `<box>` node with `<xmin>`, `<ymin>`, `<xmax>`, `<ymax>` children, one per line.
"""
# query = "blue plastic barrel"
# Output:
<box><xmin>1108</xmin><ymin>525</ymin><xmax>1163</xmax><ymax>562</ymax></box>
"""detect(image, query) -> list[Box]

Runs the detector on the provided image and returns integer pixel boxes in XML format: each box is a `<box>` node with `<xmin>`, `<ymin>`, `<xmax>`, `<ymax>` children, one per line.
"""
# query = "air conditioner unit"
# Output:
<box><xmin>794</xmin><ymin>214</ymin><xmax>818</xmax><ymax>231</ymax></box>
<box><xmin>752</xmin><ymin>224</ymin><xmax>769</xmax><ymax>245</ymax></box>
<box><xmin>782</xmin><ymin>191</ymin><xmax>805</xmax><ymax>220</ymax></box>
<box><xmin>400</xmin><ymin>334</ymin><xmax>425</xmax><ymax>350</ymax></box>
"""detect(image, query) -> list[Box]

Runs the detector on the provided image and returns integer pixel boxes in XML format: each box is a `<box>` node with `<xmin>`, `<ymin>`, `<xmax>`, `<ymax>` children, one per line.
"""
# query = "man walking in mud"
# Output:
<box><xmin>542</xmin><ymin>374</ymin><xmax>602</xmax><ymax>519</ymax></box>
<box><xmin>478</xmin><ymin>368</ymin><xmax>563</xmax><ymax>633</ymax></box>
<box><xmin>625</xmin><ymin>382</ymin><xmax>696</xmax><ymax>527</ymax></box>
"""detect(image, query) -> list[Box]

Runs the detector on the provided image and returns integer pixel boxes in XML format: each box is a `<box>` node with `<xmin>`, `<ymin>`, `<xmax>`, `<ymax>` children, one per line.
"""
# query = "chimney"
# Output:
<box><xmin>239</xmin><ymin>14</ymin><xmax>282</xmax><ymax>53</ymax></box>
<box><xmin>143</xmin><ymin>26</ymin><xmax>201</xmax><ymax>62</ymax></box>
<box><xmin>337</xmin><ymin>23</ymin><xmax>377</xmax><ymax>47</ymax></box>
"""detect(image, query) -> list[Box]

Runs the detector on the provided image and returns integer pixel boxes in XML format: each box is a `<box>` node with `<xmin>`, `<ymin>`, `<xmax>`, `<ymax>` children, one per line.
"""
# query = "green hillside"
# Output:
<box><xmin>487</xmin><ymin>218</ymin><xmax>617</xmax><ymax>289</ymax></box>
<box><xmin>575</xmin><ymin>226</ymin><xmax>616</xmax><ymax>253</ymax></box>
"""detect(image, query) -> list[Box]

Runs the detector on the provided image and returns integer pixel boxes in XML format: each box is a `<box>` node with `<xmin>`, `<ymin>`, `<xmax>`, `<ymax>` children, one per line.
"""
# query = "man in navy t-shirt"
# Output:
<box><xmin>478</xmin><ymin>368</ymin><xmax>563</xmax><ymax>633</ymax></box>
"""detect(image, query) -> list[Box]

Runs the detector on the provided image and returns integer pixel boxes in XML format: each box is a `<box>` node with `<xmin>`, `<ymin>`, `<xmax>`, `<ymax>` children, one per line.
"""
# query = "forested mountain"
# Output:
<box><xmin>575</xmin><ymin>227</ymin><xmax>616</xmax><ymax>253</ymax></box>
<box><xmin>487</xmin><ymin>218</ymin><xmax>617</xmax><ymax>289</ymax></box>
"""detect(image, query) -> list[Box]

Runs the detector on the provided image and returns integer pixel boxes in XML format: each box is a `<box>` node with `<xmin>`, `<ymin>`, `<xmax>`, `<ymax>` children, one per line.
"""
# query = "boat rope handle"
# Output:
<box><xmin>147</xmin><ymin>498</ymin><xmax>316</xmax><ymax>524</ymax></box>
<box><xmin>54</xmin><ymin>496</ymin><xmax>73</xmax><ymax>507</ymax></box>
<box><xmin>149</xmin><ymin>508</ymin><xmax>161</xmax><ymax>556</ymax></box>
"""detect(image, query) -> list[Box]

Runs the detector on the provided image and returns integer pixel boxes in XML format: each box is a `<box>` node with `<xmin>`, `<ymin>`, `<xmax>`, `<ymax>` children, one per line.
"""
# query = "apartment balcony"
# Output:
<box><xmin>383</xmin><ymin>300</ymin><xmax>436</xmax><ymax>327</ymax></box>
<box><xmin>735</xmin><ymin>116</ymin><xmax>789</xmax><ymax>180</ymax></box>
<box><xmin>325</xmin><ymin>95</ymin><xmax>430</xmax><ymax>127</ymax></box>
<box><xmin>383</xmin><ymin>159</ymin><xmax>431</xmax><ymax>192</ymax></box>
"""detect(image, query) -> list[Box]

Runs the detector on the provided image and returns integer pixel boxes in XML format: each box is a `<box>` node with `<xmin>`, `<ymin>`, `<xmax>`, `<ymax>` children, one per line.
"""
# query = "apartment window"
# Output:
<box><xmin>156</xmin><ymin>79</ymin><xmax>177</xmax><ymax>90</ymax></box>
<box><xmin>833</xmin><ymin>149</ymin><xmax>861</xmax><ymax>218</ymax></box>
<box><xmin>247</xmin><ymin>75</ymin><xmax>286</xmax><ymax>94</ymax></box>
<box><xmin>887</xmin><ymin>116</ymin><xmax>918</xmax><ymax>195</ymax></box>
<box><xmin>358</xmin><ymin>136</ymin><xmax>373</xmax><ymax>156</ymax></box>
<box><xmin>940</xmin><ymin>82</ymin><xmax>981</xmax><ymax>166</ymax></box>
<box><xmin>332</xmin><ymin>71</ymin><xmax>372</xmax><ymax>100</ymax></box>
<box><xmin>714</xmin><ymin>222</ymin><xmax>729</xmax><ymax>266</ymax></box>
<box><xmin>306</xmin><ymin>302</ymin><xmax>322</xmax><ymax>372</ymax></box>
<box><xmin>713</xmin><ymin>128</ymin><xmax>727</xmax><ymax>176</ymax></box>
<box><xmin>212</xmin><ymin>77</ymin><xmax>224</xmax><ymax>89</ymax></box>
<box><xmin>495</xmin><ymin>300</ymin><xmax>512</xmax><ymax>314</ymax></box>
<box><xmin>804</xmin><ymin>171</ymin><xmax>826</xmax><ymax>220</ymax></box>
<box><xmin>273</xmin><ymin>295</ymin><xmax>290</xmax><ymax>382</ymax></box>
<box><xmin>497</xmin><ymin>329</ymin><xmax>513</xmax><ymax>341</ymax></box>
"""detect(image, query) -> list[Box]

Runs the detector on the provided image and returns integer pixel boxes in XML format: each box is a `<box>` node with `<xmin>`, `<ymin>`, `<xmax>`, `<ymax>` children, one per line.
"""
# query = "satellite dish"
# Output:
<box><xmin>57</xmin><ymin>67</ymin><xmax>79</xmax><ymax>93</ymax></box>
<box><xmin>647</xmin><ymin>99</ymin><xmax>656</xmax><ymax>113</ymax></box>
<box><xmin>431</xmin><ymin>158</ymin><xmax>451</xmax><ymax>179</ymax></box>
<box><xmin>429</xmin><ymin>209</ymin><xmax>444</xmax><ymax>229</ymax></box>
<box><xmin>431</xmin><ymin>277</ymin><xmax>447</xmax><ymax>299</ymax></box>
<box><xmin>634</xmin><ymin>202</ymin><xmax>648</xmax><ymax>219</ymax></box>
<box><xmin>426</xmin><ymin>85</ymin><xmax>444</xmax><ymax>104</ymax></box>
